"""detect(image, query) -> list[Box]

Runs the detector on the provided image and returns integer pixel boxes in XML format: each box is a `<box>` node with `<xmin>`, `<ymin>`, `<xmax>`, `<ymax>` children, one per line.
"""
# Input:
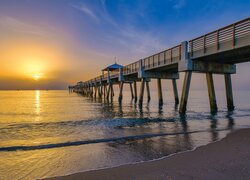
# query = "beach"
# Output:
<box><xmin>49</xmin><ymin>128</ymin><xmax>250</xmax><ymax>180</ymax></box>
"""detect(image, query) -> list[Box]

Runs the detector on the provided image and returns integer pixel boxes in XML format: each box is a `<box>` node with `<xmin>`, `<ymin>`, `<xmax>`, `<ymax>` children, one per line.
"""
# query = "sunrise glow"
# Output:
<box><xmin>33</xmin><ymin>74</ymin><xmax>41</xmax><ymax>81</ymax></box>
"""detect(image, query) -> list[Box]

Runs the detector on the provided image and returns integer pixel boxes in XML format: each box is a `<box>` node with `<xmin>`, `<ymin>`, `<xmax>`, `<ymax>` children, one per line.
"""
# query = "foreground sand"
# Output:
<box><xmin>49</xmin><ymin>128</ymin><xmax>250</xmax><ymax>180</ymax></box>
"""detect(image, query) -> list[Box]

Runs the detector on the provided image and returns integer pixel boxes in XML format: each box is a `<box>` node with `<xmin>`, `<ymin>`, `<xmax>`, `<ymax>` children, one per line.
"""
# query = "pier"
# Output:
<box><xmin>70</xmin><ymin>17</ymin><xmax>250</xmax><ymax>114</ymax></box>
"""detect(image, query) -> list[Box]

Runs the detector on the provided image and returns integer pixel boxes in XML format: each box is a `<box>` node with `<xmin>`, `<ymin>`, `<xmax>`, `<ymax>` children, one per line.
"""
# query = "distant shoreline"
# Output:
<box><xmin>47</xmin><ymin>128</ymin><xmax>250</xmax><ymax>180</ymax></box>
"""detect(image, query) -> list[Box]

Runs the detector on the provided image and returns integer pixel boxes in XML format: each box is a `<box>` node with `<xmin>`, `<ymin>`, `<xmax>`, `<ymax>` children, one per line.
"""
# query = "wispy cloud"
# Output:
<box><xmin>0</xmin><ymin>16</ymin><xmax>52</xmax><ymax>36</ymax></box>
<box><xmin>72</xmin><ymin>3</ymin><xmax>99</xmax><ymax>22</ymax></box>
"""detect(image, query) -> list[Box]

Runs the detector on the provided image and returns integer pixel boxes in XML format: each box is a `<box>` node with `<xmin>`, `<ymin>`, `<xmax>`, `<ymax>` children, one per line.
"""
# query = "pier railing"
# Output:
<box><xmin>189</xmin><ymin>17</ymin><xmax>250</xmax><ymax>58</ymax></box>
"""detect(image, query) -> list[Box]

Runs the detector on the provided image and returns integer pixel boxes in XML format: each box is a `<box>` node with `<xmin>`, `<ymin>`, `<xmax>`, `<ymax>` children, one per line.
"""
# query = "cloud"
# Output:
<box><xmin>0</xmin><ymin>16</ymin><xmax>51</xmax><ymax>36</ymax></box>
<box><xmin>72</xmin><ymin>3</ymin><xmax>99</xmax><ymax>22</ymax></box>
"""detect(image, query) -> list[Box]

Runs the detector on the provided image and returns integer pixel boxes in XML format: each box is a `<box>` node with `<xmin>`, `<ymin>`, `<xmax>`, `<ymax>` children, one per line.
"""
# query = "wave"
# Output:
<box><xmin>0</xmin><ymin>128</ymin><xmax>230</xmax><ymax>152</ymax></box>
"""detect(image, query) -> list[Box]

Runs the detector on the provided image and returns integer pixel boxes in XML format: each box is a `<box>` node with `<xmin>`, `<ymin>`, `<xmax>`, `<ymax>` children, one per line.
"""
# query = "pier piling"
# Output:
<box><xmin>139</xmin><ymin>79</ymin><xmax>145</xmax><ymax>105</ymax></box>
<box><xmin>179</xmin><ymin>71</ymin><xmax>192</xmax><ymax>114</ymax></box>
<box><xmin>130</xmin><ymin>82</ymin><xmax>134</xmax><ymax>99</ymax></box>
<box><xmin>225</xmin><ymin>74</ymin><xmax>235</xmax><ymax>111</ymax></box>
<box><xmin>134</xmin><ymin>81</ymin><xmax>138</xmax><ymax>103</ymax></box>
<box><xmin>118</xmin><ymin>82</ymin><xmax>124</xmax><ymax>103</ymax></box>
<box><xmin>146</xmin><ymin>81</ymin><xmax>151</xmax><ymax>102</ymax></box>
<box><xmin>157</xmin><ymin>78</ymin><xmax>163</xmax><ymax>106</ymax></box>
<box><xmin>172</xmin><ymin>79</ymin><xmax>179</xmax><ymax>104</ymax></box>
<box><xmin>206</xmin><ymin>73</ymin><xmax>218</xmax><ymax>113</ymax></box>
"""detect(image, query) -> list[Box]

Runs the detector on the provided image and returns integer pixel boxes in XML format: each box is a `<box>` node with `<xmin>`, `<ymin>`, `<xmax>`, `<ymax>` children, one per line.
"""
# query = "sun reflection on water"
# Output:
<box><xmin>35</xmin><ymin>90</ymin><xmax>40</xmax><ymax>120</ymax></box>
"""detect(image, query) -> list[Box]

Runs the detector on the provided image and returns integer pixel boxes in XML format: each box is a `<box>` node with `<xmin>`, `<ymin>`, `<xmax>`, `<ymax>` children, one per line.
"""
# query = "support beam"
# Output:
<box><xmin>130</xmin><ymin>83</ymin><xmax>134</xmax><ymax>99</ymax></box>
<box><xmin>139</xmin><ymin>79</ymin><xmax>146</xmax><ymax>105</ymax></box>
<box><xmin>224</xmin><ymin>74</ymin><xmax>235</xmax><ymax>111</ymax></box>
<box><xmin>172</xmin><ymin>79</ymin><xmax>179</xmax><ymax>104</ymax></box>
<box><xmin>179</xmin><ymin>71</ymin><xmax>192</xmax><ymax>114</ymax></box>
<box><xmin>206</xmin><ymin>73</ymin><xmax>218</xmax><ymax>113</ymax></box>
<box><xmin>146</xmin><ymin>81</ymin><xmax>151</xmax><ymax>102</ymax></box>
<box><xmin>157</xmin><ymin>78</ymin><xmax>163</xmax><ymax>105</ymax></box>
<box><xmin>134</xmin><ymin>81</ymin><xmax>138</xmax><ymax>103</ymax></box>
<box><xmin>118</xmin><ymin>82</ymin><xmax>124</xmax><ymax>103</ymax></box>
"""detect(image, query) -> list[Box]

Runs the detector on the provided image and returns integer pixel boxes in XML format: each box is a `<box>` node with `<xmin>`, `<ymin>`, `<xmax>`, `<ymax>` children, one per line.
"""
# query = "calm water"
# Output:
<box><xmin>1</xmin><ymin>89</ymin><xmax>250</xmax><ymax>179</ymax></box>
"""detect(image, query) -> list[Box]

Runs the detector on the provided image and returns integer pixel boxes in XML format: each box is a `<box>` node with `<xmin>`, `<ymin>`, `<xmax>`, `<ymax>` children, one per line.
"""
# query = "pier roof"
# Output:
<box><xmin>102</xmin><ymin>63</ymin><xmax>123</xmax><ymax>71</ymax></box>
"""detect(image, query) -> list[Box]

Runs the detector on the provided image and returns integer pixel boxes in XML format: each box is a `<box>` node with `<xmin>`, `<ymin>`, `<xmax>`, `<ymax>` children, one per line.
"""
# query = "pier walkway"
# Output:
<box><xmin>69</xmin><ymin>17</ymin><xmax>250</xmax><ymax>114</ymax></box>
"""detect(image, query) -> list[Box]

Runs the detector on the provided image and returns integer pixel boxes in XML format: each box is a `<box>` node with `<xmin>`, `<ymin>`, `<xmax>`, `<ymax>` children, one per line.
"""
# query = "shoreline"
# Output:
<box><xmin>47</xmin><ymin>128</ymin><xmax>250</xmax><ymax>180</ymax></box>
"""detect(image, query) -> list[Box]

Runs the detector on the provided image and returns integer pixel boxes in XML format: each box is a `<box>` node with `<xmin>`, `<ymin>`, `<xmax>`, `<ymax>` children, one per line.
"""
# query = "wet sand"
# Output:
<box><xmin>48</xmin><ymin>128</ymin><xmax>250</xmax><ymax>180</ymax></box>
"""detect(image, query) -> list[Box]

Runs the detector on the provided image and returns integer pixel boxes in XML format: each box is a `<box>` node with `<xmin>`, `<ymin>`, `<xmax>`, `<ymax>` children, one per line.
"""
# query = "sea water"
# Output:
<box><xmin>1</xmin><ymin>90</ymin><xmax>250</xmax><ymax>179</ymax></box>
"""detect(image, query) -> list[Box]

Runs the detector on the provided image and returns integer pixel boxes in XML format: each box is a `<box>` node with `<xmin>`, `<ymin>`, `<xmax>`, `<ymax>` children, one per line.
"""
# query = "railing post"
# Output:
<box><xmin>138</xmin><ymin>59</ymin><xmax>144</xmax><ymax>78</ymax></box>
<box><xmin>179</xmin><ymin>45</ymin><xmax>181</xmax><ymax>60</ymax></box>
<box><xmin>216</xmin><ymin>30</ymin><xmax>219</xmax><ymax>50</ymax></box>
<box><xmin>191</xmin><ymin>41</ymin><xmax>193</xmax><ymax>57</ymax></box>
<box><xmin>203</xmin><ymin>35</ymin><xmax>206</xmax><ymax>54</ymax></box>
<box><xmin>164</xmin><ymin>51</ymin><xmax>166</xmax><ymax>64</ymax></box>
<box><xmin>170</xmin><ymin>49</ymin><xmax>173</xmax><ymax>62</ymax></box>
<box><xmin>232</xmin><ymin>23</ymin><xmax>236</xmax><ymax>48</ymax></box>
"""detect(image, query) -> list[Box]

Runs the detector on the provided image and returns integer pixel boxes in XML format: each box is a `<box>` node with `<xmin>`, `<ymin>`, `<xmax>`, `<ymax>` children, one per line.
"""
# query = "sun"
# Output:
<box><xmin>33</xmin><ymin>74</ymin><xmax>41</xmax><ymax>81</ymax></box>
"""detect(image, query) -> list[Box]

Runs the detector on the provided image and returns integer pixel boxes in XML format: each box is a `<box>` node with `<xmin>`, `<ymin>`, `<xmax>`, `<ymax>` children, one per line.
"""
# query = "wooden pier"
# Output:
<box><xmin>69</xmin><ymin>17</ymin><xmax>250</xmax><ymax>114</ymax></box>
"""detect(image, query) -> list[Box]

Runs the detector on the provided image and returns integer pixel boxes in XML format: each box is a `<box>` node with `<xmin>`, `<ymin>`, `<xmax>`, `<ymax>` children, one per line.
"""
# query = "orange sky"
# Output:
<box><xmin>0</xmin><ymin>15</ymin><xmax>106</xmax><ymax>90</ymax></box>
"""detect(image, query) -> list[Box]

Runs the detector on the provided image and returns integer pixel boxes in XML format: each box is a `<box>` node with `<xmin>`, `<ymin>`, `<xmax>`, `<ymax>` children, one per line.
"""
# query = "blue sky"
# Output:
<box><xmin>0</xmin><ymin>0</ymin><xmax>250</xmax><ymax>89</ymax></box>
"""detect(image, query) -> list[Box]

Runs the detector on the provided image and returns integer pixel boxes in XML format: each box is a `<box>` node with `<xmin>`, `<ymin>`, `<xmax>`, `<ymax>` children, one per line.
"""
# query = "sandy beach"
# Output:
<box><xmin>48</xmin><ymin>128</ymin><xmax>250</xmax><ymax>180</ymax></box>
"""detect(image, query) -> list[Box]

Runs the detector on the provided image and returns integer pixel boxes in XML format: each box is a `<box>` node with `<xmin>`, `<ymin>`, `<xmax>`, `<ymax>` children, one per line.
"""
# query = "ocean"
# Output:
<box><xmin>1</xmin><ymin>90</ymin><xmax>250</xmax><ymax>179</ymax></box>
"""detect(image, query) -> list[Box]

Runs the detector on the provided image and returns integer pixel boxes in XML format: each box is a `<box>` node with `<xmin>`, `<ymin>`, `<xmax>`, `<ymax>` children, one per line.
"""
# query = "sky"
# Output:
<box><xmin>0</xmin><ymin>0</ymin><xmax>250</xmax><ymax>90</ymax></box>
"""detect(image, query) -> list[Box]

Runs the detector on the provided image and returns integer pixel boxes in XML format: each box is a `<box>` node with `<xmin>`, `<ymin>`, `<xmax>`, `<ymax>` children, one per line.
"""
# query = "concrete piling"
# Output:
<box><xmin>206</xmin><ymin>73</ymin><xmax>218</xmax><ymax>113</ymax></box>
<box><xmin>134</xmin><ymin>81</ymin><xmax>138</xmax><ymax>103</ymax></box>
<box><xmin>146</xmin><ymin>81</ymin><xmax>151</xmax><ymax>102</ymax></box>
<box><xmin>139</xmin><ymin>79</ymin><xmax>145</xmax><ymax>105</ymax></box>
<box><xmin>225</xmin><ymin>74</ymin><xmax>235</xmax><ymax>111</ymax></box>
<box><xmin>179</xmin><ymin>71</ymin><xmax>192</xmax><ymax>114</ymax></box>
<box><xmin>157</xmin><ymin>78</ymin><xmax>163</xmax><ymax>105</ymax></box>
<box><xmin>130</xmin><ymin>82</ymin><xmax>134</xmax><ymax>99</ymax></box>
<box><xmin>106</xmin><ymin>84</ymin><xmax>111</xmax><ymax>100</ymax></box>
<box><xmin>118</xmin><ymin>82</ymin><xmax>124</xmax><ymax>103</ymax></box>
<box><xmin>172</xmin><ymin>79</ymin><xmax>179</xmax><ymax>104</ymax></box>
